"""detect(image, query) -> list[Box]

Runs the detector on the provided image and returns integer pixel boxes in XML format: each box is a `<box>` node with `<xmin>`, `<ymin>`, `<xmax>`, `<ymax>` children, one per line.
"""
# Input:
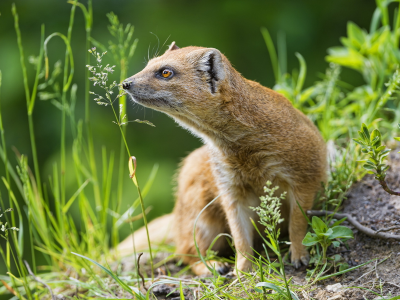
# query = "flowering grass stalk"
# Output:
<box><xmin>251</xmin><ymin>182</ymin><xmax>295</xmax><ymax>300</ymax></box>
<box><xmin>86</xmin><ymin>47</ymin><xmax>154</xmax><ymax>278</ymax></box>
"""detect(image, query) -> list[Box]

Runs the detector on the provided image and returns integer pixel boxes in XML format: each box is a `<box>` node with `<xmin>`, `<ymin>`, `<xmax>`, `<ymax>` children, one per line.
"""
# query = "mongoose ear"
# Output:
<box><xmin>189</xmin><ymin>48</ymin><xmax>226</xmax><ymax>94</ymax></box>
<box><xmin>165</xmin><ymin>41</ymin><xmax>180</xmax><ymax>53</ymax></box>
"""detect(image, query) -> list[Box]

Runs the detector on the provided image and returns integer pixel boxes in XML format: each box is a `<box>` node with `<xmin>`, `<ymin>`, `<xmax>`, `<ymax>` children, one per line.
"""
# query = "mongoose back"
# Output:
<box><xmin>119</xmin><ymin>42</ymin><xmax>327</xmax><ymax>275</ymax></box>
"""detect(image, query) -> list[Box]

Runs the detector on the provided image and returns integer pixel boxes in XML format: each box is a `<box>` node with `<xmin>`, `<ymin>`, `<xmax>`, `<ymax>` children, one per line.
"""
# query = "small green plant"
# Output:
<box><xmin>353</xmin><ymin>123</ymin><xmax>400</xmax><ymax>196</ymax></box>
<box><xmin>263</xmin><ymin>1</ymin><xmax>400</xmax><ymax>144</ymax></box>
<box><xmin>250</xmin><ymin>181</ymin><xmax>299</xmax><ymax>300</ymax></box>
<box><xmin>302</xmin><ymin>216</ymin><xmax>353</xmax><ymax>263</ymax></box>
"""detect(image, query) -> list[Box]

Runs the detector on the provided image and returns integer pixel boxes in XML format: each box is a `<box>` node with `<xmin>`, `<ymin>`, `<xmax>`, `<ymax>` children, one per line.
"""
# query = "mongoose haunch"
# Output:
<box><xmin>119</xmin><ymin>42</ymin><xmax>327</xmax><ymax>275</ymax></box>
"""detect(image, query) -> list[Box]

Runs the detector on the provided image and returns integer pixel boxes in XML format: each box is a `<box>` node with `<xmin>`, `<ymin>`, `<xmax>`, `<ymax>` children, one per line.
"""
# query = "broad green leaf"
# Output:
<box><xmin>376</xmin><ymin>145</ymin><xmax>386</xmax><ymax>153</ymax></box>
<box><xmin>326</xmin><ymin>47</ymin><xmax>364</xmax><ymax>71</ymax></box>
<box><xmin>340</xmin><ymin>36</ymin><xmax>353</xmax><ymax>49</ymax></box>
<box><xmin>358</xmin><ymin>130</ymin><xmax>368</xmax><ymax>142</ymax></box>
<box><xmin>363</xmin><ymin>164</ymin><xmax>375</xmax><ymax>170</ymax></box>
<box><xmin>365</xmin><ymin>160</ymin><xmax>376</xmax><ymax>167</ymax></box>
<box><xmin>322</xmin><ymin>228</ymin><xmax>334</xmax><ymax>237</ymax></box>
<box><xmin>394</xmin><ymin>137</ymin><xmax>400</xmax><ymax>142</ymax></box>
<box><xmin>347</xmin><ymin>22</ymin><xmax>365</xmax><ymax>48</ymax></box>
<box><xmin>302</xmin><ymin>232</ymin><xmax>319</xmax><ymax>246</ymax></box>
<box><xmin>329</xmin><ymin>226</ymin><xmax>354</xmax><ymax>239</ymax></box>
<box><xmin>380</xmin><ymin>151</ymin><xmax>390</xmax><ymax>159</ymax></box>
<box><xmin>353</xmin><ymin>138</ymin><xmax>366</xmax><ymax>146</ymax></box>
<box><xmin>371</xmin><ymin>136</ymin><xmax>381</xmax><ymax>147</ymax></box>
<box><xmin>312</xmin><ymin>216</ymin><xmax>328</xmax><ymax>234</ymax></box>
<box><xmin>369</xmin><ymin>28</ymin><xmax>390</xmax><ymax>54</ymax></box>
<box><xmin>362</xmin><ymin>123</ymin><xmax>370</xmax><ymax>141</ymax></box>
<box><xmin>370</xmin><ymin>128</ymin><xmax>381</xmax><ymax>142</ymax></box>
<box><xmin>332</xmin><ymin>241</ymin><xmax>340</xmax><ymax>247</ymax></box>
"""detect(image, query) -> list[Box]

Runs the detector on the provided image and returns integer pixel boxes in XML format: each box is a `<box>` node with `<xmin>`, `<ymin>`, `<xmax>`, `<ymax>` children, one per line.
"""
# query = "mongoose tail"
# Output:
<box><xmin>117</xmin><ymin>213</ymin><xmax>174</xmax><ymax>256</ymax></box>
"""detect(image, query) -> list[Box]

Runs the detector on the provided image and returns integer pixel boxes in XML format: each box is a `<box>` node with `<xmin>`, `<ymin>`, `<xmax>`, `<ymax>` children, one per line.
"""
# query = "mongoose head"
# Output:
<box><xmin>123</xmin><ymin>42</ymin><xmax>231</xmax><ymax>130</ymax></box>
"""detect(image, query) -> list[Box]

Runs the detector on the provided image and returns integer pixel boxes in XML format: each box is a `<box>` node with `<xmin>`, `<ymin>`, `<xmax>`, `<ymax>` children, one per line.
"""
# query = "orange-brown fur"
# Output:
<box><xmin>119</xmin><ymin>42</ymin><xmax>327</xmax><ymax>275</ymax></box>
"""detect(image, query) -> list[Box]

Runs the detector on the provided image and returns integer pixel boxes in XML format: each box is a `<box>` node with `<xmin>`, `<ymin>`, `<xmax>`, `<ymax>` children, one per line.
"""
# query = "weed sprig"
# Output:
<box><xmin>354</xmin><ymin>123</ymin><xmax>400</xmax><ymax>196</ymax></box>
<box><xmin>251</xmin><ymin>182</ymin><xmax>297</xmax><ymax>300</ymax></box>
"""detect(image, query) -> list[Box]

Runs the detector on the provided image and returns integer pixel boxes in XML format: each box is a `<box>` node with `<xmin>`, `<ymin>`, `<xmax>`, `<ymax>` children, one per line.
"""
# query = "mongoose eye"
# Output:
<box><xmin>161</xmin><ymin>69</ymin><xmax>173</xmax><ymax>78</ymax></box>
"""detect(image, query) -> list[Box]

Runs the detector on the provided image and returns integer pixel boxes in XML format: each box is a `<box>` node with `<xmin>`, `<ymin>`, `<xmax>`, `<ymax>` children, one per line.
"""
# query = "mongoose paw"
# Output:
<box><xmin>290</xmin><ymin>247</ymin><xmax>309</xmax><ymax>269</ymax></box>
<box><xmin>191</xmin><ymin>260</ymin><xmax>229</xmax><ymax>276</ymax></box>
<box><xmin>237</xmin><ymin>256</ymin><xmax>252</xmax><ymax>272</ymax></box>
<box><xmin>216</xmin><ymin>263</ymin><xmax>230</xmax><ymax>275</ymax></box>
<box><xmin>300</xmin><ymin>254</ymin><xmax>310</xmax><ymax>266</ymax></box>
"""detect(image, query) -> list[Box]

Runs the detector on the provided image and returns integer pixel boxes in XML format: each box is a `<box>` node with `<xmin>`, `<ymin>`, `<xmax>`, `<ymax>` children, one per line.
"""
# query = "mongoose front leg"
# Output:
<box><xmin>221</xmin><ymin>195</ymin><xmax>257</xmax><ymax>272</ymax></box>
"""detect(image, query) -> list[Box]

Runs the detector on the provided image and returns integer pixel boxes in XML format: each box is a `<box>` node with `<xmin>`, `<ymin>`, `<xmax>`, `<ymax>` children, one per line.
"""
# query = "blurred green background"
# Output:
<box><xmin>0</xmin><ymin>0</ymin><xmax>378</xmax><ymax>270</ymax></box>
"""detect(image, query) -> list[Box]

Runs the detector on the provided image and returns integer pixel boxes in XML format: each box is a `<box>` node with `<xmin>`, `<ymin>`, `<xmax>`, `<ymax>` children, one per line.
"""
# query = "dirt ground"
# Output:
<box><xmin>284</xmin><ymin>150</ymin><xmax>400</xmax><ymax>299</ymax></box>
<box><xmin>117</xmin><ymin>152</ymin><xmax>400</xmax><ymax>300</ymax></box>
<box><xmin>298</xmin><ymin>150</ymin><xmax>400</xmax><ymax>300</ymax></box>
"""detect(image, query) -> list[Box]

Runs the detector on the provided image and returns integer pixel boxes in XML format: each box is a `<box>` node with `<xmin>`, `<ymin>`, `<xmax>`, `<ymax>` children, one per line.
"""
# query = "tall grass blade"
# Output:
<box><xmin>317</xmin><ymin>258</ymin><xmax>375</xmax><ymax>281</ymax></box>
<box><xmin>261</xmin><ymin>27</ymin><xmax>281</xmax><ymax>83</ymax></box>
<box><xmin>294</xmin><ymin>52</ymin><xmax>306</xmax><ymax>96</ymax></box>
<box><xmin>62</xmin><ymin>179</ymin><xmax>90</xmax><ymax>213</ymax></box>
<box><xmin>12</xmin><ymin>3</ymin><xmax>43</xmax><ymax>199</ymax></box>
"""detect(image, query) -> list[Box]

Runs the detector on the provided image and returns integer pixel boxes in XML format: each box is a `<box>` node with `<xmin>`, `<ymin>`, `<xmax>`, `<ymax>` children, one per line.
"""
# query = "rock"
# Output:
<box><xmin>152</xmin><ymin>284</ymin><xmax>180</xmax><ymax>298</ymax></box>
<box><xmin>326</xmin><ymin>283</ymin><xmax>343</xmax><ymax>293</ymax></box>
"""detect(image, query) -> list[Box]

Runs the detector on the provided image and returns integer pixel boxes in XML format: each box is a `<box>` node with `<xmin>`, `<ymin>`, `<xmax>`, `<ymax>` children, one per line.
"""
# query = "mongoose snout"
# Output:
<box><xmin>120</xmin><ymin>41</ymin><xmax>327</xmax><ymax>275</ymax></box>
<box><xmin>122</xmin><ymin>80</ymin><xmax>132</xmax><ymax>90</ymax></box>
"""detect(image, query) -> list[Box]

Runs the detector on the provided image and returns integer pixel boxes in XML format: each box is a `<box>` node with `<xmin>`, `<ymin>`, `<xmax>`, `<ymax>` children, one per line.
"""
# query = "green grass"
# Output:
<box><xmin>0</xmin><ymin>1</ymin><xmax>154</xmax><ymax>298</ymax></box>
<box><xmin>1</xmin><ymin>0</ymin><xmax>400</xmax><ymax>299</ymax></box>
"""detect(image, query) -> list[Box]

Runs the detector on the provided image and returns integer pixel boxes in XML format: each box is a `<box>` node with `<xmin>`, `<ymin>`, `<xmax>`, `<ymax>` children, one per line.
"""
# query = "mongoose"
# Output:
<box><xmin>118</xmin><ymin>42</ymin><xmax>327</xmax><ymax>275</ymax></box>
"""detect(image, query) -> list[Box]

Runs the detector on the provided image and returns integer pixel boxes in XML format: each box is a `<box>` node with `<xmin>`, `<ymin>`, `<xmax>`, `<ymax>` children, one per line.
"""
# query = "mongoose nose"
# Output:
<box><xmin>122</xmin><ymin>81</ymin><xmax>132</xmax><ymax>90</ymax></box>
